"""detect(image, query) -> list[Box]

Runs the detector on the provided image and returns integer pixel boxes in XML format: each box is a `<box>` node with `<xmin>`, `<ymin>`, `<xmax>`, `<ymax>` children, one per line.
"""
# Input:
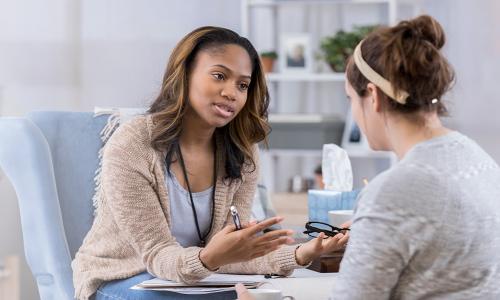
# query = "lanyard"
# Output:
<box><xmin>176</xmin><ymin>142</ymin><xmax>217</xmax><ymax>247</ymax></box>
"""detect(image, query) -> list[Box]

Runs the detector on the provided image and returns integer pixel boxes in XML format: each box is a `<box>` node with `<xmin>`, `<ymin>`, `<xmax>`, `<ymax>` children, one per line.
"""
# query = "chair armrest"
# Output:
<box><xmin>0</xmin><ymin>118</ymin><xmax>74</xmax><ymax>299</ymax></box>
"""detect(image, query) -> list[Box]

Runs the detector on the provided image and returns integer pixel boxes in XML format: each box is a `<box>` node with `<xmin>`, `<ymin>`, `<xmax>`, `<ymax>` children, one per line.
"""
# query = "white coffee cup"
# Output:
<box><xmin>246</xmin><ymin>288</ymin><xmax>294</xmax><ymax>300</ymax></box>
<box><xmin>328</xmin><ymin>210</ymin><xmax>354</xmax><ymax>228</ymax></box>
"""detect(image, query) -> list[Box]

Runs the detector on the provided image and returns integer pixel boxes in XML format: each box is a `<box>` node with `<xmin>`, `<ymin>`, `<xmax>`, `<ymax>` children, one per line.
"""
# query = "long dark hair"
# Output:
<box><xmin>148</xmin><ymin>26</ymin><xmax>270</xmax><ymax>180</ymax></box>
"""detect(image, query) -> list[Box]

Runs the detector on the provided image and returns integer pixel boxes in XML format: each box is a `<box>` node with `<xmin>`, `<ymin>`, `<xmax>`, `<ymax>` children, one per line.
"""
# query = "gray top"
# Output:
<box><xmin>331</xmin><ymin>132</ymin><xmax>500</xmax><ymax>299</ymax></box>
<box><xmin>166</xmin><ymin>170</ymin><xmax>213</xmax><ymax>247</ymax></box>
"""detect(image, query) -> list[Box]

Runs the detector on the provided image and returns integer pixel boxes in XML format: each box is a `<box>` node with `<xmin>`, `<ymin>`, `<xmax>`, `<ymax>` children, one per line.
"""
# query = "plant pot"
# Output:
<box><xmin>260</xmin><ymin>57</ymin><xmax>276</xmax><ymax>73</ymax></box>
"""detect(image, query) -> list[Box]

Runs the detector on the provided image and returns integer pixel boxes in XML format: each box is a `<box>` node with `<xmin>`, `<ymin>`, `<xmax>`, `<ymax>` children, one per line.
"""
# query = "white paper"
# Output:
<box><xmin>130</xmin><ymin>285</ymin><xmax>240</xmax><ymax>295</ymax></box>
<box><xmin>131</xmin><ymin>273</ymin><xmax>266</xmax><ymax>295</ymax></box>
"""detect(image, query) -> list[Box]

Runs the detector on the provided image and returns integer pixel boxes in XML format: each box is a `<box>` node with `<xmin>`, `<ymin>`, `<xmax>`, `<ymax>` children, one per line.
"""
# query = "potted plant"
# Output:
<box><xmin>259</xmin><ymin>50</ymin><xmax>278</xmax><ymax>73</ymax></box>
<box><xmin>319</xmin><ymin>26</ymin><xmax>376</xmax><ymax>73</ymax></box>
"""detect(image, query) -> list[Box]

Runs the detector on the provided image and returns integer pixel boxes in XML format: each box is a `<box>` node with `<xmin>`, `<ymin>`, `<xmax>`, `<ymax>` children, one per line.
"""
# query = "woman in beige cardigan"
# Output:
<box><xmin>72</xmin><ymin>26</ymin><xmax>348</xmax><ymax>300</ymax></box>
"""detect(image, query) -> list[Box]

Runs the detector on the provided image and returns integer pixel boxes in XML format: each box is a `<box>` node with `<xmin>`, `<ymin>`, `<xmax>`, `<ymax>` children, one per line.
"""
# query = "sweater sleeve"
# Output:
<box><xmin>101</xmin><ymin>120</ymin><xmax>212</xmax><ymax>284</ymax></box>
<box><xmin>329</xmin><ymin>166</ymin><xmax>442</xmax><ymax>299</ymax></box>
<box><xmin>218</xmin><ymin>145</ymin><xmax>303</xmax><ymax>275</ymax></box>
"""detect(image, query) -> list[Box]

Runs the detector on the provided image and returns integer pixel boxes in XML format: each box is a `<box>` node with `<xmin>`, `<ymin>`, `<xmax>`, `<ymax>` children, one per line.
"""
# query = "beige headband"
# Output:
<box><xmin>353</xmin><ymin>41</ymin><xmax>409</xmax><ymax>104</ymax></box>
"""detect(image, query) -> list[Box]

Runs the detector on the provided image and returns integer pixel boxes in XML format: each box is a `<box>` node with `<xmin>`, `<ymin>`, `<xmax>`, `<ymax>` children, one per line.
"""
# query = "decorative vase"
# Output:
<box><xmin>260</xmin><ymin>56</ymin><xmax>275</xmax><ymax>73</ymax></box>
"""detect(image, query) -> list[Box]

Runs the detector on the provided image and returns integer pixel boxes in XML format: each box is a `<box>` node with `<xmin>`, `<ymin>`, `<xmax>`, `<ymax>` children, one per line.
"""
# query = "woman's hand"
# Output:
<box><xmin>294</xmin><ymin>221</ymin><xmax>351</xmax><ymax>266</ymax></box>
<box><xmin>199</xmin><ymin>216</ymin><xmax>295</xmax><ymax>270</ymax></box>
<box><xmin>235</xmin><ymin>283</ymin><xmax>255</xmax><ymax>300</ymax></box>
<box><xmin>341</xmin><ymin>220</ymin><xmax>352</xmax><ymax>229</ymax></box>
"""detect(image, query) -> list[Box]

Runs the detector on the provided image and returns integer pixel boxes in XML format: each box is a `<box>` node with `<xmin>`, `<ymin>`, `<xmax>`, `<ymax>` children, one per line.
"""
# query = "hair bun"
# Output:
<box><xmin>347</xmin><ymin>15</ymin><xmax>454</xmax><ymax>117</ymax></box>
<box><xmin>407</xmin><ymin>15</ymin><xmax>446</xmax><ymax>49</ymax></box>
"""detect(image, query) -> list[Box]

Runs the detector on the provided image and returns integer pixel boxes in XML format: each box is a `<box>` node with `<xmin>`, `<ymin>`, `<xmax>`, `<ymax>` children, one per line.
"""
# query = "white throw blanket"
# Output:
<box><xmin>92</xmin><ymin>107</ymin><xmax>146</xmax><ymax>214</ymax></box>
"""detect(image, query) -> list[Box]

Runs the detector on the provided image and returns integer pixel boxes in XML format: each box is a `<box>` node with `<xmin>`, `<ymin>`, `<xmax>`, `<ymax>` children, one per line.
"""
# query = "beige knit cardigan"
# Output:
<box><xmin>72</xmin><ymin>115</ymin><xmax>302</xmax><ymax>300</ymax></box>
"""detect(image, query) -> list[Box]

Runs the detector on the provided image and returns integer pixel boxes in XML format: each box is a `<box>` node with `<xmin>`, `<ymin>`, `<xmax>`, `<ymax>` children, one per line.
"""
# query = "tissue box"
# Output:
<box><xmin>308</xmin><ymin>190</ymin><xmax>360</xmax><ymax>224</ymax></box>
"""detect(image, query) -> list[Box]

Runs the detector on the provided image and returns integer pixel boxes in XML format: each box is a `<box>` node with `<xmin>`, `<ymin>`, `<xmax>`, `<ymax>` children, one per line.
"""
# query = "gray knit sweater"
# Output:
<box><xmin>331</xmin><ymin>132</ymin><xmax>500</xmax><ymax>299</ymax></box>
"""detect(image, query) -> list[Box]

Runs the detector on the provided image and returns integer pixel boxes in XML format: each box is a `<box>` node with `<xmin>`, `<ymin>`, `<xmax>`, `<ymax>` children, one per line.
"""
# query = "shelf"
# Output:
<box><xmin>247</xmin><ymin>0</ymin><xmax>393</xmax><ymax>7</ymax></box>
<box><xmin>269</xmin><ymin>113</ymin><xmax>342</xmax><ymax>123</ymax></box>
<box><xmin>263</xmin><ymin>149</ymin><xmax>323</xmax><ymax>156</ymax></box>
<box><xmin>344</xmin><ymin>149</ymin><xmax>396</xmax><ymax>159</ymax></box>
<box><xmin>266</xmin><ymin>72</ymin><xmax>345</xmax><ymax>82</ymax></box>
<box><xmin>243</xmin><ymin>0</ymin><xmax>411</xmax><ymax>193</ymax></box>
<box><xmin>262</xmin><ymin>148</ymin><xmax>395</xmax><ymax>159</ymax></box>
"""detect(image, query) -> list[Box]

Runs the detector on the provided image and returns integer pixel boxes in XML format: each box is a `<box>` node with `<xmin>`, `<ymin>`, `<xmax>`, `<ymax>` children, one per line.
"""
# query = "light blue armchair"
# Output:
<box><xmin>0</xmin><ymin>111</ymin><xmax>278</xmax><ymax>300</ymax></box>
<box><xmin>0</xmin><ymin>112</ymin><xmax>108</xmax><ymax>299</ymax></box>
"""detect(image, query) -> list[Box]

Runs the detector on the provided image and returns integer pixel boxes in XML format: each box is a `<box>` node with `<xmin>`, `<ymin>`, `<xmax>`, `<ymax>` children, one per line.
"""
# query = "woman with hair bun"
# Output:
<box><xmin>234</xmin><ymin>15</ymin><xmax>500</xmax><ymax>300</ymax></box>
<box><xmin>237</xmin><ymin>15</ymin><xmax>500</xmax><ymax>300</ymax></box>
<box><xmin>330</xmin><ymin>15</ymin><xmax>500</xmax><ymax>299</ymax></box>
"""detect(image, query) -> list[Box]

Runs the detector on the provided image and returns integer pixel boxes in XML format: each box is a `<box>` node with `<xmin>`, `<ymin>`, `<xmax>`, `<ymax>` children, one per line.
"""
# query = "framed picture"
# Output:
<box><xmin>279</xmin><ymin>33</ymin><xmax>313</xmax><ymax>72</ymax></box>
<box><xmin>341</xmin><ymin>109</ymin><xmax>371</xmax><ymax>152</ymax></box>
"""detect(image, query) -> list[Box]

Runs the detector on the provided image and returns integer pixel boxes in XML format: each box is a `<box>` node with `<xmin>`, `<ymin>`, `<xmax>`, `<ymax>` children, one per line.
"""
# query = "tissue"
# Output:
<box><xmin>322</xmin><ymin>144</ymin><xmax>353</xmax><ymax>191</ymax></box>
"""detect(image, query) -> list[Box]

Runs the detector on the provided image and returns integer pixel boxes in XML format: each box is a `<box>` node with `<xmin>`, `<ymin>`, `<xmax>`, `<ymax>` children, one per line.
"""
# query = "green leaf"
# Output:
<box><xmin>319</xmin><ymin>25</ymin><xmax>378</xmax><ymax>72</ymax></box>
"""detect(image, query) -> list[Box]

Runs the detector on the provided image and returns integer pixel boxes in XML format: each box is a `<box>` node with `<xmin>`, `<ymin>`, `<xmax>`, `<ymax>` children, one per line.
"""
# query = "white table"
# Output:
<box><xmin>263</xmin><ymin>269</ymin><xmax>337</xmax><ymax>300</ymax></box>
<box><xmin>132</xmin><ymin>268</ymin><xmax>337</xmax><ymax>299</ymax></box>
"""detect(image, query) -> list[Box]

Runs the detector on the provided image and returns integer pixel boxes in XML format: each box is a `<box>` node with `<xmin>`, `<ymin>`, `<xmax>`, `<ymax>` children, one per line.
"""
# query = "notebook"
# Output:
<box><xmin>131</xmin><ymin>273</ymin><xmax>267</xmax><ymax>295</ymax></box>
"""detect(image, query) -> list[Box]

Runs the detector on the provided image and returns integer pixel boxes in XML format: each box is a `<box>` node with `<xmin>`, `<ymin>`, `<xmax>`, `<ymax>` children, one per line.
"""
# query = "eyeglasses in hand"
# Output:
<box><xmin>303</xmin><ymin>221</ymin><xmax>350</xmax><ymax>239</ymax></box>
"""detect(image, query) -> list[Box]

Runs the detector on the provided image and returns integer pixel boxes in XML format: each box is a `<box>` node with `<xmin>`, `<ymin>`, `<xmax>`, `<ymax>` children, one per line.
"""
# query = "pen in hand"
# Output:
<box><xmin>230</xmin><ymin>206</ymin><xmax>242</xmax><ymax>230</ymax></box>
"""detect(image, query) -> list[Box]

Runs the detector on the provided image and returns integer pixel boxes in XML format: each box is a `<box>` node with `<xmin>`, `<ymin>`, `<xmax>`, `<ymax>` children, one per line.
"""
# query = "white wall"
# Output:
<box><xmin>423</xmin><ymin>0</ymin><xmax>500</xmax><ymax>160</ymax></box>
<box><xmin>0</xmin><ymin>0</ymin><xmax>80</xmax><ymax>298</ymax></box>
<box><xmin>0</xmin><ymin>1</ymin><xmax>241</xmax><ymax>299</ymax></box>
<box><xmin>0</xmin><ymin>0</ymin><xmax>81</xmax><ymax>116</ymax></box>
<box><xmin>79</xmin><ymin>0</ymin><xmax>241</xmax><ymax>110</ymax></box>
